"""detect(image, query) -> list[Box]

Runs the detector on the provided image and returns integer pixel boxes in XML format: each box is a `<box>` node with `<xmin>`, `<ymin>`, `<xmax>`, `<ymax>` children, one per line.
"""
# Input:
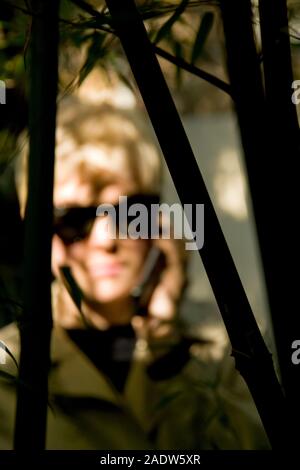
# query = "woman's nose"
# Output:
<box><xmin>87</xmin><ymin>216</ymin><xmax>117</xmax><ymax>250</ymax></box>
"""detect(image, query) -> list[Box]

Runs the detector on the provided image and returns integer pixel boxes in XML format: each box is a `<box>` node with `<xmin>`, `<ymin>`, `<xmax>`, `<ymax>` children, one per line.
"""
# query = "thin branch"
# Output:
<box><xmin>2</xmin><ymin>1</ymin><xmax>34</xmax><ymax>16</ymax></box>
<box><xmin>154</xmin><ymin>45</ymin><xmax>232</xmax><ymax>96</ymax></box>
<box><xmin>59</xmin><ymin>17</ymin><xmax>114</xmax><ymax>34</ymax></box>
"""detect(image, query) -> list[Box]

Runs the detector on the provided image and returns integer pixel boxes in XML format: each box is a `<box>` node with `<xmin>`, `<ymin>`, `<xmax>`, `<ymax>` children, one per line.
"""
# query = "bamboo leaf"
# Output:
<box><xmin>173</xmin><ymin>40</ymin><xmax>183</xmax><ymax>88</ymax></box>
<box><xmin>70</xmin><ymin>0</ymin><xmax>108</xmax><ymax>22</ymax></box>
<box><xmin>0</xmin><ymin>340</ymin><xmax>19</xmax><ymax>370</ymax></box>
<box><xmin>78</xmin><ymin>31</ymin><xmax>106</xmax><ymax>85</ymax></box>
<box><xmin>140</xmin><ymin>0</ymin><xmax>207</xmax><ymax>22</ymax></box>
<box><xmin>155</xmin><ymin>390</ymin><xmax>183</xmax><ymax>411</ymax></box>
<box><xmin>116</xmin><ymin>70</ymin><xmax>135</xmax><ymax>93</ymax></box>
<box><xmin>191</xmin><ymin>12</ymin><xmax>214</xmax><ymax>64</ymax></box>
<box><xmin>0</xmin><ymin>369</ymin><xmax>17</xmax><ymax>384</ymax></box>
<box><xmin>153</xmin><ymin>0</ymin><xmax>189</xmax><ymax>45</ymax></box>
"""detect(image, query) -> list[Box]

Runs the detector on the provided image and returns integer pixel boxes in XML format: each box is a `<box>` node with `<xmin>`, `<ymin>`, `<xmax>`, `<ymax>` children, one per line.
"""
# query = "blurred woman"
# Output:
<box><xmin>0</xmin><ymin>98</ymin><xmax>269</xmax><ymax>449</ymax></box>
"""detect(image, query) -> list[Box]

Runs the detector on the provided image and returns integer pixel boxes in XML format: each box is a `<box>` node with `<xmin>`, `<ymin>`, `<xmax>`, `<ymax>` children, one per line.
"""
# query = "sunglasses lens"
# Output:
<box><xmin>54</xmin><ymin>207</ymin><xmax>95</xmax><ymax>244</ymax></box>
<box><xmin>53</xmin><ymin>195</ymin><xmax>160</xmax><ymax>243</ymax></box>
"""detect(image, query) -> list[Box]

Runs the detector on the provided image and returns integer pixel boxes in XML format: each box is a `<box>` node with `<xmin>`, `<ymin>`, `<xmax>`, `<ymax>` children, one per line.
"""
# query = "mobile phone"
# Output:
<box><xmin>59</xmin><ymin>265</ymin><xmax>92</xmax><ymax>329</ymax></box>
<box><xmin>130</xmin><ymin>246</ymin><xmax>166</xmax><ymax>317</ymax></box>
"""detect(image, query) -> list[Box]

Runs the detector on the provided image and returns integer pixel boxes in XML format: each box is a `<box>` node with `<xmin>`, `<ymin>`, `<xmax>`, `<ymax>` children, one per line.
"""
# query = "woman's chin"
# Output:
<box><xmin>90</xmin><ymin>280</ymin><xmax>131</xmax><ymax>304</ymax></box>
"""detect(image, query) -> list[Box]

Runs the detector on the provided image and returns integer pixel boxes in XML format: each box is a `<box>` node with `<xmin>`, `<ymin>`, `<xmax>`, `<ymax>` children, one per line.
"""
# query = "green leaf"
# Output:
<box><xmin>155</xmin><ymin>390</ymin><xmax>183</xmax><ymax>411</ymax></box>
<box><xmin>191</xmin><ymin>12</ymin><xmax>214</xmax><ymax>64</ymax></box>
<box><xmin>154</xmin><ymin>0</ymin><xmax>189</xmax><ymax>45</ymax></box>
<box><xmin>116</xmin><ymin>70</ymin><xmax>135</xmax><ymax>93</ymax></box>
<box><xmin>173</xmin><ymin>41</ymin><xmax>183</xmax><ymax>88</ymax></box>
<box><xmin>0</xmin><ymin>369</ymin><xmax>17</xmax><ymax>384</ymax></box>
<box><xmin>0</xmin><ymin>339</ymin><xmax>18</xmax><ymax>370</ymax></box>
<box><xmin>70</xmin><ymin>0</ymin><xmax>108</xmax><ymax>22</ymax></box>
<box><xmin>78</xmin><ymin>32</ymin><xmax>106</xmax><ymax>85</ymax></box>
<box><xmin>61</xmin><ymin>28</ymin><xmax>91</xmax><ymax>49</ymax></box>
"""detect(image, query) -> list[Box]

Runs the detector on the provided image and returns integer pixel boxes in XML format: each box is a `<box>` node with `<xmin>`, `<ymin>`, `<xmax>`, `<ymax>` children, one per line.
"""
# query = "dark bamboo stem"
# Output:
<box><xmin>258</xmin><ymin>0</ymin><xmax>300</xmax><ymax>416</ymax></box>
<box><xmin>14</xmin><ymin>0</ymin><xmax>59</xmax><ymax>452</ymax></box>
<box><xmin>105</xmin><ymin>0</ymin><xmax>290</xmax><ymax>448</ymax></box>
<box><xmin>220</xmin><ymin>0</ymin><xmax>299</xmax><ymax>430</ymax></box>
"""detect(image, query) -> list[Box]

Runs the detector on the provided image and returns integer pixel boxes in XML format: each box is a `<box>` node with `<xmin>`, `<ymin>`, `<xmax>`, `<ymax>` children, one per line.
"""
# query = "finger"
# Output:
<box><xmin>153</xmin><ymin>238</ymin><xmax>187</xmax><ymax>300</ymax></box>
<box><xmin>148</xmin><ymin>284</ymin><xmax>176</xmax><ymax>321</ymax></box>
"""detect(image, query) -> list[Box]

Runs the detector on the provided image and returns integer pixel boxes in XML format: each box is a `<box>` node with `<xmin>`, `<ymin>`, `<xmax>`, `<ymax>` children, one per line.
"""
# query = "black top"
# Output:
<box><xmin>66</xmin><ymin>324</ymin><xmax>136</xmax><ymax>392</ymax></box>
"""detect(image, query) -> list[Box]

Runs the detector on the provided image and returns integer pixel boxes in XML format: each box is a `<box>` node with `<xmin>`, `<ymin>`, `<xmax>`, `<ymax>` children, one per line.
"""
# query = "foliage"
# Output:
<box><xmin>0</xmin><ymin>0</ymin><xmax>218</xmax><ymax>103</ymax></box>
<box><xmin>1</xmin><ymin>0</ymin><xmax>299</xmax><ymax>164</ymax></box>
<box><xmin>1</xmin><ymin>0</ymin><xmax>300</xmax><ymax>108</ymax></box>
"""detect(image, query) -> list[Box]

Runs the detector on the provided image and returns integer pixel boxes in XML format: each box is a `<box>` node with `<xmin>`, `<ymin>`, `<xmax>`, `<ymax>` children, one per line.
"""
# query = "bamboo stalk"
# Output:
<box><xmin>14</xmin><ymin>0</ymin><xmax>59</xmax><ymax>452</ymax></box>
<box><xmin>258</xmin><ymin>0</ymin><xmax>300</xmax><ymax>417</ymax></box>
<box><xmin>220</xmin><ymin>0</ymin><xmax>299</xmax><ymax>427</ymax></box>
<box><xmin>105</xmin><ymin>0</ymin><xmax>290</xmax><ymax>448</ymax></box>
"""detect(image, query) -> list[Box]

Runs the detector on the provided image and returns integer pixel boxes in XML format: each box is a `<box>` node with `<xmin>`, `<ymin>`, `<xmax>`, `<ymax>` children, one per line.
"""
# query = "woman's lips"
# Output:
<box><xmin>88</xmin><ymin>262</ymin><xmax>123</xmax><ymax>277</ymax></box>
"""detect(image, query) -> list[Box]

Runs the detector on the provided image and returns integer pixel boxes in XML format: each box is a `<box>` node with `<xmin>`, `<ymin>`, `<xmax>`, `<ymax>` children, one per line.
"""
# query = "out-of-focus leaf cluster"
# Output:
<box><xmin>0</xmin><ymin>0</ymin><xmax>27</xmax><ymax>88</ymax></box>
<box><xmin>0</xmin><ymin>0</ymin><xmax>218</xmax><ymax>103</ymax></box>
<box><xmin>0</xmin><ymin>0</ymin><xmax>222</xmax><ymax>173</ymax></box>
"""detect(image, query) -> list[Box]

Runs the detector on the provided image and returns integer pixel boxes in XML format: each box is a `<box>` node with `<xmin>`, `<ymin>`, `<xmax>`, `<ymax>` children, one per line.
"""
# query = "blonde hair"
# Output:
<box><xmin>16</xmin><ymin>97</ymin><xmax>162</xmax><ymax>213</ymax></box>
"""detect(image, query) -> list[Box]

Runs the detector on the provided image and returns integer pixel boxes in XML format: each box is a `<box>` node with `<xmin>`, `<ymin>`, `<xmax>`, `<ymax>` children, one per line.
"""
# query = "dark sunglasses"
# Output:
<box><xmin>53</xmin><ymin>193</ymin><xmax>160</xmax><ymax>244</ymax></box>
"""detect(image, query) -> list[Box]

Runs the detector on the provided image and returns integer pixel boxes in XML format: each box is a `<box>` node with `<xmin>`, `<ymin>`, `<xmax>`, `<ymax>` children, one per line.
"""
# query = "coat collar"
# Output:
<box><xmin>49</xmin><ymin>326</ymin><xmax>123</xmax><ymax>405</ymax></box>
<box><xmin>50</xmin><ymin>327</ymin><xmax>161</xmax><ymax>432</ymax></box>
<box><xmin>0</xmin><ymin>322</ymin><xmax>164</xmax><ymax>433</ymax></box>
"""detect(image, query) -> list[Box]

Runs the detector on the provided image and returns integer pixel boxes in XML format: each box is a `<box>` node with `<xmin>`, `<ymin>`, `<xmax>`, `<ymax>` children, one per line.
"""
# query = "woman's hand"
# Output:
<box><xmin>132</xmin><ymin>236</ymin><xmax>188</xmax><ymax>345</ymax></box>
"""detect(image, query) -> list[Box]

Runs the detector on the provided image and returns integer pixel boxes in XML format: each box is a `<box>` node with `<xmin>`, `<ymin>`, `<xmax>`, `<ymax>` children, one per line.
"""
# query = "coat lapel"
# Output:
<box><xmin>49</xmin><ymin>327</ymin><xmax>123</xmax><ymax>407</ymax></box>
<box><xmin>0</xmin><ymin>322</ymin><xmax>161</xmax><ymax>438</ymax></box>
